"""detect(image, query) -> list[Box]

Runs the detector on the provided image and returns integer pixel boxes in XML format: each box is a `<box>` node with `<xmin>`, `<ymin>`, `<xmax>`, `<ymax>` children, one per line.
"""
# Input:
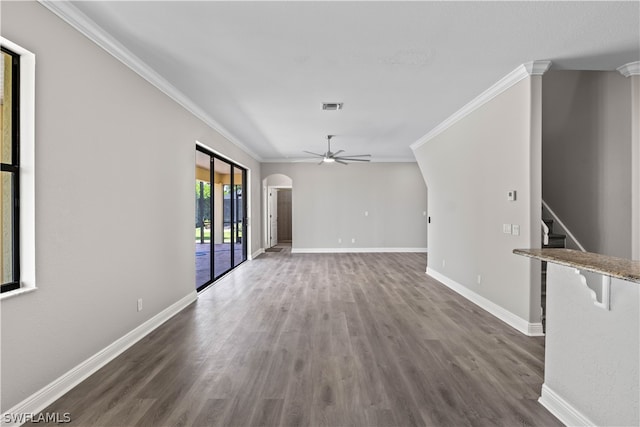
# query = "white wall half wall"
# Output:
<box><xmin>412</xmin><ymin>64</ymin><xmax>546</xmax><ymax>334</ymax></box>
<box><xmin>261</xmin><ymin>162</ymin><xmax>428</xmax><ymax>253</ymax></box>
<box><xmin>541</xmin><ymin>262</ymin><xmax>639</xmax><ymax>426</ymax></box>
<box><xmin>1</xmin><ymin>1</ymin><xmax>261</xmax><ymax>415</ymax></box>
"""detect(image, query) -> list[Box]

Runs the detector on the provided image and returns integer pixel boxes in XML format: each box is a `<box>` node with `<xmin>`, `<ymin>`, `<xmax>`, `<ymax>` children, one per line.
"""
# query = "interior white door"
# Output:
<box><xmin>269</xmin><ymin>188</ymin><xmax>278</xmax><ymax>247</ymax></box>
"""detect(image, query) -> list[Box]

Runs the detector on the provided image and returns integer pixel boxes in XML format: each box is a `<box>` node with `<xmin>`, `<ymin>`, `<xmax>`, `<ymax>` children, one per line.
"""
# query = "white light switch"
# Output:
<box><xmin>507</xmin><ymin>190</ymin><xmax>516</xmax><ymax>201</ymax></box>
<box><xmin>503</xmin><ymin>224</ymin><xmax>512</xmax><ymax>234</ymax></box>
<box><xmin>512</xmin><ymin>225</ymin><xmax>520</xmax><ymax>236</ymax></box>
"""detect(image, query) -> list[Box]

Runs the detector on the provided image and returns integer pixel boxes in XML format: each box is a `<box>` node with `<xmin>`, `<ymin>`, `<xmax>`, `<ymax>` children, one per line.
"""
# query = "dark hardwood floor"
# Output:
<box><xmin>28</xmin><ymin>248</ymin><xmax>561</xmax><ymax>426</ymax></box>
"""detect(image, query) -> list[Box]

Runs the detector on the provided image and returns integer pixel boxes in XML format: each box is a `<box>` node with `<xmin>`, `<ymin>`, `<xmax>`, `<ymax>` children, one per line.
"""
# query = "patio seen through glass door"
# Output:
<box><xmin>195</xmin><ymin>147</ymin><xmax>247</xmax><ymax>291</ymax></box>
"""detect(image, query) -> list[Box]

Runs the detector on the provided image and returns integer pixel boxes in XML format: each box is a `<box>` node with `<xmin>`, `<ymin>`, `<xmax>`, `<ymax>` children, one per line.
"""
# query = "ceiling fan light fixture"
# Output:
<box><xmin>322</xmin><ymin>102</ymin><xmax>343</xmax><ymax>111</ymax></box>
<box><xmin>303</xmin><ymin>134</ymin><xmax>370</xmax><ymax>165</ymax></box>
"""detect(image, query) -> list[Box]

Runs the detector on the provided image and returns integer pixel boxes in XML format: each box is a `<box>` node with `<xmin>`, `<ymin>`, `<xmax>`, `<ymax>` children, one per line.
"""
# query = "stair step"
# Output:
<box><xmin>544</xmin><ymin>240</ymin><xmax>566</xmax><ymax>248</ymax></box>
<box><xmin>544</xmin><ymin>233</ymin><xmax>566</xmax><ymax>248</ymax></box>
<box><xmin>543</xmin><ymin>218</ymin><xmax>554</xmax><ymax>227</ymax></box>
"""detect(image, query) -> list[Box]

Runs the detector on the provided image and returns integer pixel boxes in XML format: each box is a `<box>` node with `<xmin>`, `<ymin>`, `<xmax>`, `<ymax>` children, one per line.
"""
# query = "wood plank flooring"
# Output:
<box><xmin>27</xmin><ymin>248</ymin><xmax>561</xmax><ymax>426</ymax></box>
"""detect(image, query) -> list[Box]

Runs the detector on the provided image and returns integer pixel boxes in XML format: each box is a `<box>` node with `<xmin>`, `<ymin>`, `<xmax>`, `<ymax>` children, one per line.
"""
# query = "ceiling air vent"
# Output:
<box><xmin>322</xmin><ymin>102</ymin><xmax>343</xmax><ymax>111</ymax></box>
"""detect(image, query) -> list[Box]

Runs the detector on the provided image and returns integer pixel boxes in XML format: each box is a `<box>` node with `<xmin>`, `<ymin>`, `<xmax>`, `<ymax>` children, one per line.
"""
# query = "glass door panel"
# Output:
<box><xmin>233</xmin><ymin>167</ymin><xmax>246</xmax><ymax>267</ymax></box>
<box><xmin>195</xmin><ymin>150</ymin><xmax>211</xmax><ymax>290</ymax></box>
<box><xmin>213</xmin><ymin>158</ymin><xmax>232</xmax><ymax>279</ymax></box>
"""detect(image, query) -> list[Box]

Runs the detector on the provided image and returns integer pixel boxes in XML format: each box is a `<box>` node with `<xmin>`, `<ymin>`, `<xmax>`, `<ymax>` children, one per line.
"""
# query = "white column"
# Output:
<box><xmin>527</xmin><ymin>60</ymin><xmax>551</xmax><ymax>325</ymax></box>
<box><xmin>618</xmin><ymin>62</ymin><xmax>640</xmax><ymax>260</ymax></box>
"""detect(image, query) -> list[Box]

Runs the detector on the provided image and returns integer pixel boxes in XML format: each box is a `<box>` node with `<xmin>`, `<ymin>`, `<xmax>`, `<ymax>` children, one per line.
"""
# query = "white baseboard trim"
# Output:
<box><xmin>1</xmin><ymin>291</ymin><xmax>197</xmax><ymax>426</ymax></box>
<box><xmin>292</xmin><ymin>247</ymin><xmax>428</xmax><ymax>254</ymax></box>
<box><xmin>426</xmin><ymin>267</ymin><xmax>540</xmax><ymax>336</ymax></box>
<box><xmin>251</xmin><ymin>248</ymin><xmax>265</xmax><ymax>259</ymax></box>
<box><xmin>528</xmin><ymin>322</ymin><xmax>544</xmax><ymax>336</ymax></box>
<box><xmin>539</xmin><ymin>383</ymin><xmax>596</xmax><ymax>426</ymax></box>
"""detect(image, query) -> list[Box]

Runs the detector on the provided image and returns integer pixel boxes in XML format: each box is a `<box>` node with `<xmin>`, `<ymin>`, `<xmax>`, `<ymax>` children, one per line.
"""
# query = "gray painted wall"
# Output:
<box><xmin>413</xmin><ymin>77</ymin><xmax>542</xmax><ymax>324</ymax></box>
<box><xmin>542</xmin><ymin>70</ymin><xmax>632</xmax><ymax>258</ymax></box>
<box><xmin>1</xmin><ymin>2</ymin><xmax>261</xmax><ymax>411</ymax></box>
<box><xmin>261</xmin><ymin>163</ymin><xmax>428</xmax><ymax>251</ymax></box>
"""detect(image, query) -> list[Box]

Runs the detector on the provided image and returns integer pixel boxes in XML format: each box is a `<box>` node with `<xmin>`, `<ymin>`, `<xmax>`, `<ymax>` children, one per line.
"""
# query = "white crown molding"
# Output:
<box><xmin>523</xmin><ymin>60</ymin><xmax>552</xmax><ymax>76</ymax></box>
<box><xmin>539</xmin><ymin>384</ymin><xmax>596</xmax><ymax>427</ymax></box>
<box><xmin>618</xmin><ymin>61</ymin><xmax>640</xmax><ymax>77</ymax></box>
<box><xmin>411</xmin><ymin>60</ymin><xmax>552</xmax><ymax>151</ymax></box>
<box><xmin>37</xmin><ymin>0</ymin><xmax>263</xmax><ymax>162</ymax></box>
<box><xmin>1</xmin><ymin>291</ymin><xmax>197</xmax><ymax>427</ymax></box>
<box><xmin>427</xmin><ymin>267</ymin><xmax>541</xmax><ymax>336</ymax></box>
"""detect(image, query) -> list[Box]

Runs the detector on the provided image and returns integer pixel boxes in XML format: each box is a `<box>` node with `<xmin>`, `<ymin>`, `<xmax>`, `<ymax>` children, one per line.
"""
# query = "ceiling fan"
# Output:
<box><xmin>304</xmin><ymin>135</ymin><xmax>371</xmax><ymax>165</ymax></box>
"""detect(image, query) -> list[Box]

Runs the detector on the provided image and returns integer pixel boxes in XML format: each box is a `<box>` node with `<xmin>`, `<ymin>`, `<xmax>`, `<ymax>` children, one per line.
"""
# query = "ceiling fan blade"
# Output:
<box><xmin>303</xmin><ymin>150</ymin><xmax>325</xmax><ymax>157</ymax></box>
<box><xmin>335</xmin><ymin>157</ymin><xmax>371</xmax><ymax>162</ymax></box>
<box><xmin>306</xmin><ymin>136</ymin><xmax>370</xmax><ymax>165</ymax></box>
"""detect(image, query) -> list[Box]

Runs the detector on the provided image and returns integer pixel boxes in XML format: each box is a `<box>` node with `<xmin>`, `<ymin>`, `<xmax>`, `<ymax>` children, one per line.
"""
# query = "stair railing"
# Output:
<box><xmin>542</xmin><ymin>200</ymin><xmax>587</xmax><ymax>252</ymax></box>
<box><xmin>541</xmin><ymin>219</ymin><xmax>549</xmax><ymax>246</ymax></box>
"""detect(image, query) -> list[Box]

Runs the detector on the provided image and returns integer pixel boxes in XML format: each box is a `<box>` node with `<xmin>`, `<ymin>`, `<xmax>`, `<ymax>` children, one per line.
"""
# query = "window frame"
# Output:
<box><xmin>0</xmin><ymin>37</ymin><xmax>36</xmax><ymax>299</ymax></box>
<box><xmin>1</xmin><ymin>47</ymin><xmax>21</xmax><ymax>293</ymax></box>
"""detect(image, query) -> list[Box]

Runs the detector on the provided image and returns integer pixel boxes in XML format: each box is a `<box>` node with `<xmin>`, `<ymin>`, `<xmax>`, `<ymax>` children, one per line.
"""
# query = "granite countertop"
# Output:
<box><xmin>513</xmin><ymin>248</ymin><xmax>640</xmax><ymax>284</ymax></box>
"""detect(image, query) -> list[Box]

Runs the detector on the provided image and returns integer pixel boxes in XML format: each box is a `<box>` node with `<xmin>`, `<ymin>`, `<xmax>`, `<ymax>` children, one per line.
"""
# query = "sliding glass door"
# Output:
<box><xmin>195</xmin><ymin>147</ymin><xmax>247</xmax><ymax>291</ymax></box>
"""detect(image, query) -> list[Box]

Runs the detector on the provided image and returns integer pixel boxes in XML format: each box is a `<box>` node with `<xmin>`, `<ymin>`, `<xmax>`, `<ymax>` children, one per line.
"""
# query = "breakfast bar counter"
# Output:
<box><xmin>513</xmin><ymin>248</ymin><xmax>640</xmax><ymax>283</ymax></box>
<box><xmin>514</xmin><ymin>248</ymin><xmax>639</xmax><ymax>427</ymax></box>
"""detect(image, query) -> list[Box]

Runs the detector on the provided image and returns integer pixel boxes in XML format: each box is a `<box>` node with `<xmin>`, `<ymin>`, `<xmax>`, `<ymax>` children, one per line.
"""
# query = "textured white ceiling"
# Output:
<box><xmin>68</xmin><ymin>1</ymin><xmax>639</xmax><ymax>162</ymax></box>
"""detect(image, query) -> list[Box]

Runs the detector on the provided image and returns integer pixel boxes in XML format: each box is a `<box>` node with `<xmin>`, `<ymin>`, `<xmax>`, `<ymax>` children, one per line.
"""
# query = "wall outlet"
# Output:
<box><xmin>351</xmin><ymin>238</ymin><xmax>356</xmax><ymax>243</ymax></box>
<box><xmin>477</xmin><ymin>275</ymin><xmax>482</xmax><ymax>284</ymax></box>
<box><xmin>338</xmin><ymin>238</ymin><xmax>342</xmax><ymax>244</ymax></box>
<box><xmin>442</xmin><ymin>259</ymin><xmax>446</xmax><ymax>268</ymax></box>
<box><xmin>364</xmin><ymin>211</ymin><xmax>369</xmax><ymax>217</ymax></box>
<box><xmin>137</xmin><ymin>298</ymin><xmax>143</xmax><ymax>312</ymax></box>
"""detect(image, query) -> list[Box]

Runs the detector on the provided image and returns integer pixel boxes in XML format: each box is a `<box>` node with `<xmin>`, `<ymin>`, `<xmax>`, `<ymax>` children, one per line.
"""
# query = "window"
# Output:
<box><xmin>1</xmin><ymin>47</ymin><xmax>20</xmax><ymax>293</ymax></box>
<box><xmin>0</xmin><ymin>38</ymin><xmax>35</xmax><ymax>298</ymax></box>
